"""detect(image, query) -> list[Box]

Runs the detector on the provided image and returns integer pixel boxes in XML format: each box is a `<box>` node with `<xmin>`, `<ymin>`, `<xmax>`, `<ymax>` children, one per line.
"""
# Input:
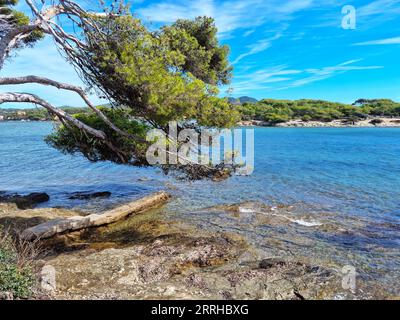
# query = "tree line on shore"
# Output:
<box><xmin>237</xmin><ymin>98</ymin><xmax>400</xmax><ymax>124</ymax></box>
<box><xmin>0</xmin><ymin>106</ymin><xmax>90</xmax><ymax>121</ymax></box>
<box><xmin>2</xmin><ymin>98</ymin><xmax>400</xmax><ymax>124</ymax></box>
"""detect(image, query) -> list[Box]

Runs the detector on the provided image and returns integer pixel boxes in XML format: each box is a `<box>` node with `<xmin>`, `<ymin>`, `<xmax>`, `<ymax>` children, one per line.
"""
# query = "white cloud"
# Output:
<box><xmin>231</xmin><ymin>65</ymin><xmax>301</xmax><ymax>94</ymax></box>
<box><xmin>353</xmin><ymin>37</ymin><xmax>400</xmax><ymax>46</ymax></box>
<box><xmin>137</xmin><ymin>0</ymin><xmax>315</xmax><ymax>38</ymax></box>
<box><xmin>231</xmin><ymin>59</ymin><xmax>383</xmax><ymax>94</ymax></box>
<box><xmin>357</xmin><ymin>0</ymin><xmax>400</xmax><ymax>17</ymax></box>
<box><xmin>310</xmin><ymin>0</ymin><xmax>400</xmax><ymax>29</ymax></box>
<box><xmin>281</xmin><ymin>59</ymin><xmax>384</xmax><ymax>89</ymax></box>
<box><xmin>232</xmin><ymin>34</ymin><xmax>282</xmax><ymax>64</ymax></box>
<box><xmin>243</xmin><ymin>29</ymin><xmax>256</xmax><ymax>37</ymax></box>
<box><xmin>277</xmin><ymin>0</ymin><xmax>314</xmax><ymax>13</ymax></box>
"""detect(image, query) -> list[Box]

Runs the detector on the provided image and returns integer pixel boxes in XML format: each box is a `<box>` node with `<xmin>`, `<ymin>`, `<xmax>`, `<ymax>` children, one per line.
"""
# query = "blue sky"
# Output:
<box><xmin>2</xmin><ymin>0</ymin><xmax>400</xmax><ymax>108</ymax></box>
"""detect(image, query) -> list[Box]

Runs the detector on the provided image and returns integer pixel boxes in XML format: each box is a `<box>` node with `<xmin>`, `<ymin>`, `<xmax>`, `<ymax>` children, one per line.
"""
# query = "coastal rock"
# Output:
<box><xmin>0</xmin><ymin>192</ymin><xmax>50</xmax><ymax>210</ymax></box>
<box><xmin>40</xmin><ymin>265</ymin><xmax>57</xmax><ymax>292</ymax></box>
<box><xmin>259</xmin><ymin>258</ymin><xmax>287</xmax><ymax>269</ymax></box>
<box><xmin>68</xmin><ymin>191</ymin><xmax>111</xmax><ymax>200</ymax></box>
<box><xmin>0</xmin><ymin>292</ymin><xmax>14</xmax><ymax>300</ymax></box>
<box><xmin>0</xmin><ymin>205</ymin><xmax>82</xmax><ymax>235</ymax></box>
<box><xmin>47</xmin><ymin>232</ymin><xmax>248</xmax><ymax>299</ymax></box>
<box><xmin>48</xmin><ymin>240</ymin><xmax>340</xmax><ymax>300</ymax></box>
<box><xmin>41</xmin><ymin>211</ymin><xmax>345</xmax><ymax>300</ymax></box>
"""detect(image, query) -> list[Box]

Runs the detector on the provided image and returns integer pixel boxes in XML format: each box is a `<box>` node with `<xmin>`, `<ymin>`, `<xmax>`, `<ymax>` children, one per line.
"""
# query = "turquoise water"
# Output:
<box><xmin>1</xmin><ymin>121</ymin><xmax>400</xmax><ymax>294</ymax></box>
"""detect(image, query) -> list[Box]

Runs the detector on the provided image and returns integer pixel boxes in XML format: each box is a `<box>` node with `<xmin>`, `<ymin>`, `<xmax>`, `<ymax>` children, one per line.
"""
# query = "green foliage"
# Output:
<box><xmin>355</xmin><ymin>99</ymin><xmax>400</xmax><ymax>116</ymax></box>
<box><xmin>161</xmin><ymin>17</ymin><xmax>232</xmax><ymax>86</ymax></box>
<box><xmin>79</xmin><ymin>14</ymin><xmax>238</xmax><ymax>129</ymax></box>
<box><xmin>237</xmin><ymin>98</ymin><xmax>400</xmax><ymax>123</ymax></box>
<box><xmin>0</xmin><ymin>236</ymin><xmax>35</xmax><ymax>299</ymax></box>
<box><xmin>0</xmin><ymin>0</ymin><xmax>43</xmax><ymax>46</ymax></box>
<box><xmin>46</xmin><ymin>107</ymin><xmax>150</xmax><ymax>164</ymax></box>
<box><xmin>47</xmin><ymin>11</ymin><xmax>239</xmax><ymax>175</ymax></box>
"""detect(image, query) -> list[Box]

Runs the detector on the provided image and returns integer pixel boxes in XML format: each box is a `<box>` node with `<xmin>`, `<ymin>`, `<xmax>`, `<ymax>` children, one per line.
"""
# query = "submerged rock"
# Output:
<box><xmin>0</xmin><ymin>192</ymin><xmax>50</xmax><ymax>209</ymax></box>
<box><xmin>68</xmin><ymin>191</ymin><xmax>111</xmax><ymax>200</ymax></box>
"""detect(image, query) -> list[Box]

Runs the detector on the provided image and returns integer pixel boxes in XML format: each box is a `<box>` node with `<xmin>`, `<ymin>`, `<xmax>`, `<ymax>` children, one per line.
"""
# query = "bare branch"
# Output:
<box><xmin>0</xmin><ymin>92</ymin><xmax>107</xmax><ymax>140</ymax></box>
<box><xmin>0</xmin><ymin>24</ymin><xmax>37</xmax><ymax>68</ymax></box>
<box><xmin>0</xmin><ymin>3</ymin><xmax>66</xmax><ymax>68</ymax></box>
<box><xmin>0</xmin><ymin>75</ymin><xmax>139</xmax><ymax>139</ymax></box>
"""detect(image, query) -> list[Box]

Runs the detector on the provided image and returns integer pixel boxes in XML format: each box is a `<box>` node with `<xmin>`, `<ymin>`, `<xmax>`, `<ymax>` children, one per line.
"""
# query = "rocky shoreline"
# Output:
<box><xmin>0</xmin><ymin>202</ymin><xmax>339</xmax><ymax>300</ymax></box>
<box><xmin>0</xmin><ymin>196</ymin><xmax>394</xmax><ymax>300</ymax></box>
<box><xmin>238</xmin><ymin>117</ymin><xmax>400</xmax><ymax>128</ymax></box>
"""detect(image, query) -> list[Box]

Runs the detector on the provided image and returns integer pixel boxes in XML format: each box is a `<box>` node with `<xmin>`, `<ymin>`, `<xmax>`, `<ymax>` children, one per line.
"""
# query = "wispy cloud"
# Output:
<box><xmin>243</xmin><ymin>29</ymin><xmax>256</xmax><ymax>37</ymax></box>
<box><xmin>232</xmin><ymin>34</ymin><xmax>282</xmax><ymax>64</ymax></box>
<box><xmin>311</xmin><ymin>0</ymin><xmax>400</xmax><ymax>29</ymax></box>
<box><xmin>353</xmin><ymin>36</ymin><xmax>400</xmax><ymax>46</ymax></box>
<box><xmin>137</xmin><ymin>0</ymin><xmax>315</xmax><ymax>38</ymax></box>
<box><xmin>232</xmin><ymin>59</ymin><xmax>384</xmax><ymax>94</ymax></box>
<box><xmin>281</xmin><ymin>59</ymin><xmax>384</xmax><ymax>89</ymax></box>
<box><xmin>232</xmin><ymin>65</ymin><xmax>301</xmax><ymax>93</ymax></box>
<box><xmin>357</xmin><ymin>0</ymin><xmax>400</xmax><ymax>17</ymax></box>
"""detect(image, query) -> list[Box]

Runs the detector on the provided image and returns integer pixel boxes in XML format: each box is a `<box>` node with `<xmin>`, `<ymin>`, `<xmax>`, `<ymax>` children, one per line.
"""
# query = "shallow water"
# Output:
<box><xmin>1</xmin><ymin>121</ymin><xmax>399</xmax><ymax>296</ymax></box>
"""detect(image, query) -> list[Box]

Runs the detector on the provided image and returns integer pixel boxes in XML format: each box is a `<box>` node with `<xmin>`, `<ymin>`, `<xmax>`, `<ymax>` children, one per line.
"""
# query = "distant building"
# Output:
<box><xmin>0</xmin><ymin>115</ymin><xmax>4</xmax><ymax>121</ymax></box>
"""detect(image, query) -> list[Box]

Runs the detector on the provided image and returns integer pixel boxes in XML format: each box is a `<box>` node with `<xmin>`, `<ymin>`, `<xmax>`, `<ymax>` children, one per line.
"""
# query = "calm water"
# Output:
<box><xmin>1</xmin><ymin>121</ymin><xmax>400</xmax><ymax>294</ymax></box>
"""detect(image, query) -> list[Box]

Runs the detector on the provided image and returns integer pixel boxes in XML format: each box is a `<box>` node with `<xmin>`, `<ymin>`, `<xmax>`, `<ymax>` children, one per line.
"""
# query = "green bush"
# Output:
<box><xmin>0</xmin><ymin>230</ymin><xmax>36</xmax><ymax>299</ymax></box>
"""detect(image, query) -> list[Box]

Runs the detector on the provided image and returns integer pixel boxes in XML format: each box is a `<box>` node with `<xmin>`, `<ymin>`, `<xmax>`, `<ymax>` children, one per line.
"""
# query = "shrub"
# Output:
<box><xmin>0</xmin><ymin>228</ymin><xmax>40</xmax><ymax>299</ymax></box>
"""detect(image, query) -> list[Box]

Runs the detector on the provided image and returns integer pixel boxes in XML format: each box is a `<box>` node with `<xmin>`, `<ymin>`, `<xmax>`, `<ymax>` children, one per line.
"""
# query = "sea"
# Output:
<box><xmin>1</xmin><ymin>121</ymin><xmax>399</xmax><ymax>295</ymax></box>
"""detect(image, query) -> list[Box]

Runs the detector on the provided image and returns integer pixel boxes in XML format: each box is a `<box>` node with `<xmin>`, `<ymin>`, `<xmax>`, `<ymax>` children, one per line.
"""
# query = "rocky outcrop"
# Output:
<box><xmin>47</xmin><ymin>231</ymin><xmax>341</xmax><ymax>300</ymax></box>
<box><xmin>0</xmin><ymin>198</ymin><xmax>392</xmax><ymax>300</ymax></box>
<box><xmin>0</xmin><ymin>192</ymin><xmax>49</xmax><ymax>209</ymax></box>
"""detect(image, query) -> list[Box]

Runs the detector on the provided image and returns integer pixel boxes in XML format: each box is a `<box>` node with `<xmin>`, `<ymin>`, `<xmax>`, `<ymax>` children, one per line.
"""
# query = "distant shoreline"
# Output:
<box><xmin>238</xmin><ymin>117</ymin><xmax>400</xmax><ymax>128</ymax></box>
<box><xmin>0</xmin><ymin>119</ymin><xmax>50</xmax><ymax>122</ymax></box>
<box><xmin>2</xmin><ymin>118</ymin><xmax>400</xmax><ymax>128</ymax></box>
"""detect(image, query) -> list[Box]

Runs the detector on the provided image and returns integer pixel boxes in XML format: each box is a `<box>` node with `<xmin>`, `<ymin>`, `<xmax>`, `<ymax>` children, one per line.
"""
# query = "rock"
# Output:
<box><xmin>40</xmin><ymin>265</ymin><xmax>57</xmax><ymax>292</ymax></box>
<box><xmin>0</xmin><ymin>205</ymin><xmax>84</xmax><ymax>235</ymax></box>
<box><xmin>68</xmin><ymin>191</ymin><xmax>111</xmax><ymax>200</ymax></box>
<box><xmin>0</xmin><ymin>192</ymin><xmax>50</xmax><ymax>209</ymax></box>
<box><xmin>0</xmin><ymin>292</ymin><xmax>14</xmax><ymax>300</ymax></box>
<box><xmin>259</xmin><ymin>258</ymin><xmax>287</xmax><ymax>269</ymax></box>
<box><xmin>43</xmin><ymin>213</ymin><xmax>345</xmax><ymax>300</ymax></box>
<box><xmin>212</xmin><ymin>169</ymin><xmax>231</xmax><ymax>182</ymax></box>
<box><xmin>370</xmin><ymin>119</ymin><xmax>383</xmax><ymax>126</ymax></box>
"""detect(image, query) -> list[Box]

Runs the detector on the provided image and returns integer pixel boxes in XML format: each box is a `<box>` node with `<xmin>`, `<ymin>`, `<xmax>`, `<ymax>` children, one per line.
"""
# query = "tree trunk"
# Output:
<box><xmin>21</xmin><ymin>191</ymin><xmax>171</xmax><ymax>241</ymax></box>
